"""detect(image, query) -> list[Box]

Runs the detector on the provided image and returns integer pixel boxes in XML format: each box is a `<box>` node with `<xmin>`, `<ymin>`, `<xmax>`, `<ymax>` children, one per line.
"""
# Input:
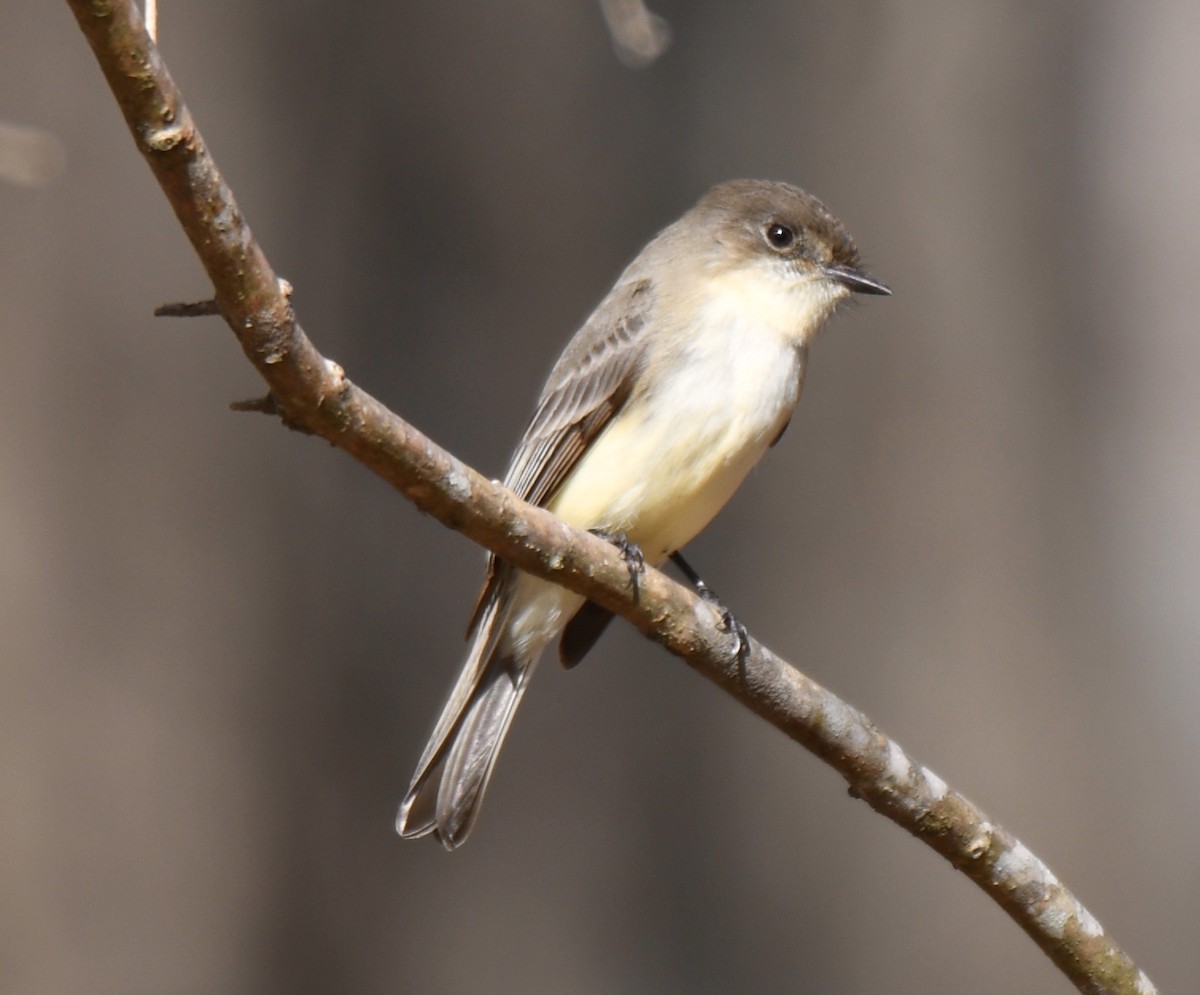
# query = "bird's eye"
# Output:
<box><xmin>765</xmin><ymin>222</ymin><xmax>796</xmax><ymax>250</ymax></box>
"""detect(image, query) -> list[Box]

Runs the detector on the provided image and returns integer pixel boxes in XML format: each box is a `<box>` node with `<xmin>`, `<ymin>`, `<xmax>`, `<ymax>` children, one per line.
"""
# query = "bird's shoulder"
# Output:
<box><xmin>524</xmin><ymin>275</ymin><xmax>656</xmax><ymax>441</ymax></box>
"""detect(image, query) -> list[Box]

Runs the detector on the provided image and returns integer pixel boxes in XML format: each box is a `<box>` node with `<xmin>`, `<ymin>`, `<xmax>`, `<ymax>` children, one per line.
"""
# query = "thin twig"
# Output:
<box><xmin>65</xmin><ymin>3</ymin><xmax>1156</xmax><ymax>992</ymax></box>
<box><xmin>155</xmin><ymin>297</ymin><xmax>221</xmax><ymax>317</ymax></box>
<box><xmin>228</xmin><ymin>393</ymin><xmax>278</xmax><ymax>415</ymax></box>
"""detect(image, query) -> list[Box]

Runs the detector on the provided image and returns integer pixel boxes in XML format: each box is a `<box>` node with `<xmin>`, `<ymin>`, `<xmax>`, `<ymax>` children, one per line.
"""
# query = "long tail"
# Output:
<box><xmin>397</xmin><ymin>596</ymin><xmax>536</xmax><ymax>849</ymax></box>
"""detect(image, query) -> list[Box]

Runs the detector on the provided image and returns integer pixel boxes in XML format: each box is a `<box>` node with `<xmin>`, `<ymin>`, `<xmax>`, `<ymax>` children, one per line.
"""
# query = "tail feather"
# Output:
<box><xmin>434</xmin><ymin>655</ymin><xmax>533</xmax><ymax>847</ymax></box>
<box><xmin>397</xmin><ymin>595</ymin><xmax>536</xmax><ymax>849</ymax></box>
<box><xmin>404</xmin><ymin>595</ymin><xmax>504</xmax><ymax>795</ymax></box>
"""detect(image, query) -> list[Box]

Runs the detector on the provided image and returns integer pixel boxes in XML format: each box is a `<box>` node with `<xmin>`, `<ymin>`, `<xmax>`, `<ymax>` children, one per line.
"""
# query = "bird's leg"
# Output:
<box><xmin>589</xmin><ymin>529</ymin><xmax>645</xmax><ymax>601</ymax></box>
<box><xmin>670</xmin><ymin>552</ymin><xmax>751</xmax><ymax>672</ymax></box>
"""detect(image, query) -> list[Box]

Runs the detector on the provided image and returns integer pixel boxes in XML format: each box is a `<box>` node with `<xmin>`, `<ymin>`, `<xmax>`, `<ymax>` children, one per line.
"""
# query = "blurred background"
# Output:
<box><xmin>3</xmin><ymin>2</ymin><xmax>1197</xmax><ymax>992</ymax></box>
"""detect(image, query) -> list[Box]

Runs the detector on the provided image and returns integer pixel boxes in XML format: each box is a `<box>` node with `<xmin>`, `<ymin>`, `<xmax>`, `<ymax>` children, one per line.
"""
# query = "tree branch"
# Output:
<box><xmin>67</xmin><ymin>3</ymin><xmax>1156</xmax><ymax>993</ymax></box>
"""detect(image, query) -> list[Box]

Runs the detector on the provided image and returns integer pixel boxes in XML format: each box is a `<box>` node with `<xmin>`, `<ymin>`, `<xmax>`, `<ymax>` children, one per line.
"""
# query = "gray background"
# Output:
<box><xmin>3</xmin><ymin>2</ymin><xmax>1198</xmax><ymax>992</ymax></box>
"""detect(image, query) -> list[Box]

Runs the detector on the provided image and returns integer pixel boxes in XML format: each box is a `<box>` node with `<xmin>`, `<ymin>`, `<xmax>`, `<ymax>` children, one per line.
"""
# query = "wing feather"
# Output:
<box><xmin>466</xmin><ymin>277</ymin><xmax>654</xmax><ymax>636</ymax></box>
<box><xmin>505</xmin><ymin>278</ymin><xmax>653</xmax><ymax>505</ymax></box>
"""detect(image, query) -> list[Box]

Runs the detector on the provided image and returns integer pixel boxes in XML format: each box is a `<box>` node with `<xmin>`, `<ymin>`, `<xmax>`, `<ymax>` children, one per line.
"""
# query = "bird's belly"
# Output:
<box><xmin>548</xmin><ymin>336</ymin><xmax>802</xmax><ymax>564</ymax></box>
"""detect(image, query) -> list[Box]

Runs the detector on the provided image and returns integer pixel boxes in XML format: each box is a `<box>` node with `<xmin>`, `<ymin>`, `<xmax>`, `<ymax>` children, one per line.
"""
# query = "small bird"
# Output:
<box><xmin>398</xmin><ymin>179</ymin><xmax>889</xmax><ymax>848</ymax></box>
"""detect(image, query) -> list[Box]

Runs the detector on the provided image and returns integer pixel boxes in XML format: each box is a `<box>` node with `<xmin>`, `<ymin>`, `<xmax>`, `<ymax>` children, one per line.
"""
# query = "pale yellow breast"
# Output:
<box><xmin>505</xmin><ymin>263</ymin><xmax>836</xmax><ymax>661</ymax></box>
<box><xmin>548</xmin><ymin>286</ymin><xmax>808</xmax><ymax>563</ymax></box>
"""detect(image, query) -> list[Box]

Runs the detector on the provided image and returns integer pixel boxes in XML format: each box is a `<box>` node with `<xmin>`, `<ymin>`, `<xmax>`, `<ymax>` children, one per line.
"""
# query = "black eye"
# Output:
<box><xmin>765</xmin><ymin>222</ymin><xmax>796</xmax><ymax>250</ymax></box>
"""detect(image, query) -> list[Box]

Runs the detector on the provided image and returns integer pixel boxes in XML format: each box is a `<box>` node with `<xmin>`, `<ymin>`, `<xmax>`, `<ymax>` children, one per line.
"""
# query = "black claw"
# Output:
<box><xmin>719</xmin><ymin>609</ymin><xmax>752</xmax><ymax>673</ymax></box>
<box><xmin>590</xmin><ymin>529</ymin><xmax>645</xmax><ymax>600</ymax></box>
<box><xmin>669</xmin><ymin>552</ymin><xmax>751</xmax><ymax>675</ymax></box>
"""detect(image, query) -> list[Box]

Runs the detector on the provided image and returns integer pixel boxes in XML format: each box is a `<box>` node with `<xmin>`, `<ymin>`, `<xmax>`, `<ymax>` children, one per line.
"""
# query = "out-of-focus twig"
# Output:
<box><xmin>0</xmin><ymin>121</ymin><xmax>66</xmax><ymax>188</ymax></box>
<box><xmin>599</xmin><ymin>0</ymin><xmax>671</xmax><ymax>67</ymax></box>
<box><xmin>65</xmin><ymin>3</ymin><xmax>1158</xmax><ymax>993</ymax></box>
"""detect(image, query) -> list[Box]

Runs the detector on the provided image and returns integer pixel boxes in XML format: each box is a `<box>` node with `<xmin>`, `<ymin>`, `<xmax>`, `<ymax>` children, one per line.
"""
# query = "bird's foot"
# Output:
<box><xmin>669</xmin><ymin>552</ymin><xmax>752</xmax><ymax>673</ymax></box>
<box><xmin>716</xmin><ymin>604</ymin><xmax>752</xmax><ymax>674</ymax></box>
<box><xmin>589</xmin><ymin>529</ymin><xmax>646</xmax><ymax>601</ymax></box>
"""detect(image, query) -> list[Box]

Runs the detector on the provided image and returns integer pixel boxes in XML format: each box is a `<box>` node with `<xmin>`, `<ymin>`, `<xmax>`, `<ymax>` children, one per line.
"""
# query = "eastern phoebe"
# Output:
<box><xmin>398</xmin><ymin>179</ymin><xmax>889</xmax><ymax>848</ymax></box>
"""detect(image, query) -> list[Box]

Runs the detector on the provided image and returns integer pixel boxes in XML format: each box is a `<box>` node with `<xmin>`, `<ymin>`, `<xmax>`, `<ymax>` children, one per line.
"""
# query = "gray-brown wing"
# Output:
<box><xmin>466</xmin><ymin>277</ymin><xmax>654</xmax><ymax>636</ymax></box>
<box><xmin>504</xmin><ymin>277</ymin><xmax>653</xmax><ymax>506</ymax></box>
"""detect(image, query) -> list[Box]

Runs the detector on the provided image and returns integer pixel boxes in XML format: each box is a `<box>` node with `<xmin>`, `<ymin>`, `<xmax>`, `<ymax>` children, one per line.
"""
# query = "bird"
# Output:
<box><xmin>397</xmin><ymin>179</ymin><xmax>889</xmax><ymax>848</ymax></box>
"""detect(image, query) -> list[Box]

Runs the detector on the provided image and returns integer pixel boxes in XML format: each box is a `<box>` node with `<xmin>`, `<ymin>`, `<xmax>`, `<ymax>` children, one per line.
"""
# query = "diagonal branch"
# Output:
<box><xmin>67</xmin><ymin>3</ymin><xmax>1155</xmax><ymax>993</ymax></box>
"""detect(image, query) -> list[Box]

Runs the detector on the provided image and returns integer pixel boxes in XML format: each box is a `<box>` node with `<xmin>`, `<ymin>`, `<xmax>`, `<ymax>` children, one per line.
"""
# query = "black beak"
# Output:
<box><xmin>825</xmin><ymin>264</ymin><xmax>891</xmax><ymax>296</ymax></box>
